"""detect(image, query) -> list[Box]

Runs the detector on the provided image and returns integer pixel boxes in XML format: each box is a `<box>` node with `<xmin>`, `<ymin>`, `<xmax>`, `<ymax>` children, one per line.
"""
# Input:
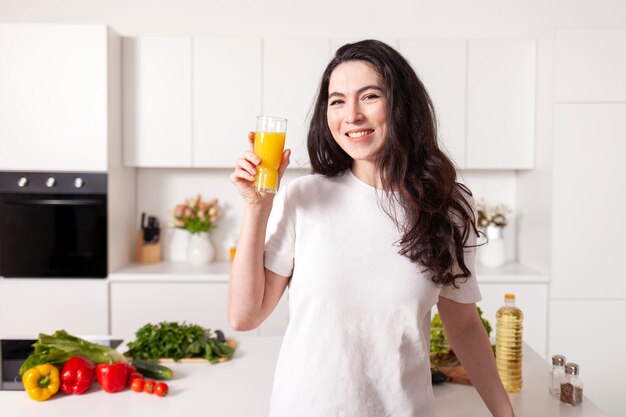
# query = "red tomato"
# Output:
<box><xmin>143</xmin><ymin>379</ymin><xmax>156</xmax><ymax>394</ymax></box>
<box><xmin>155</xmin><ymin>382</ymin><xmax>169</xmax><ymax>397</ymax></box>
<box><xmin>129</xmin><ymin>372</ymin><xmax>144</xmax><ymax>383</ymax></box>
<box><xmin>130</xmin><ymin>378</ymin><xmax>144</xmax><ymax>393</ymax></box>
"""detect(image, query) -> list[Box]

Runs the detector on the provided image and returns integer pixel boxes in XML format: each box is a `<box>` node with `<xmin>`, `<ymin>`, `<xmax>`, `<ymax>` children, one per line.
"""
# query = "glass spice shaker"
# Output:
<box><xmin>550</xmin><ymin>355</ymin><xmax>566</xmax><ymax>396</ymax></box>
<box><xmin>560</xmin><ymin>363</ymin><xmax>583</xmax><ymax>406</ymax></box>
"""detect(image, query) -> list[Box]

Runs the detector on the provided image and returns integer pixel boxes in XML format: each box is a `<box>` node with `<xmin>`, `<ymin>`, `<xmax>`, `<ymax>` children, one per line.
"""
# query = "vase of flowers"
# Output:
<box><xmin>476</xmin><ymin>200</ymin><xmax>510</xmax><ymax>267</ymax></box>
<box><xmin>169</xmin><ymin>195</ymin><xmax>221</xmax><ymax>265</ymax></box>
<box><xmin>187</xmin><ymin>232</ymin><xmax>215</xmax><ymax>265</ymax></box>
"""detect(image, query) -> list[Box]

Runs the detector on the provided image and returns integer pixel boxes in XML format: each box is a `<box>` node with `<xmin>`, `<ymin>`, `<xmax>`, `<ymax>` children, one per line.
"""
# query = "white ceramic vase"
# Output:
<box><xmin>479</xmin><ymin>225</ymin><xmax>506</xmax><ymax>267</ymax></box>
<box><xmin>186</xmin><ymin>232</ymin><xmax>215</xmax><ymax>265</ymax></box>
<box><xmin>165</xmin><ymin>228</ymin><xmax>189</xmax><ymax>262</ymax></box>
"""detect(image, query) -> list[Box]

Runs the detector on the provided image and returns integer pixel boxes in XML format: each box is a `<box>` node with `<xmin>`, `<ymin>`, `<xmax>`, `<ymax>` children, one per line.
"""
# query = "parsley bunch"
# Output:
<box><xmin>124</xmin><ymin>322</ymin><xmax>234</xmax><ymax>363</ymax></box>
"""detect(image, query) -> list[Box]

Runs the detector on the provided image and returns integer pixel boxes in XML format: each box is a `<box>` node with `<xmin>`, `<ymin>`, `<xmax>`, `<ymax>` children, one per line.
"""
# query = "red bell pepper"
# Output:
<box><xmin>96</xmin><ymin>362</ymin><xmax>128</xmax><ymax>393</ymax></box>
<box><xmin>60</xmin><ymin>356</ymin><xmax>95</xmax><ymax>395</ymax></box>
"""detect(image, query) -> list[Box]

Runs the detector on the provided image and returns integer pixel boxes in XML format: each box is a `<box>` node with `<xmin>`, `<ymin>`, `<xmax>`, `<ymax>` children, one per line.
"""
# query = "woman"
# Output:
<box><xmin>229</xmin><ymin>40</ymin><xmax>514</xmax><ymax>417</ymax></box>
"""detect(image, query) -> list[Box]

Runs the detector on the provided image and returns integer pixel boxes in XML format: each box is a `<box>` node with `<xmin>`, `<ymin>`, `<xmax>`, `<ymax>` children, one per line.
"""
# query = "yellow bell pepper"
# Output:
<box><xmin>22</xmin><ymin>364</ymin><xmax>60</xmax><ymax>401</ymax></box>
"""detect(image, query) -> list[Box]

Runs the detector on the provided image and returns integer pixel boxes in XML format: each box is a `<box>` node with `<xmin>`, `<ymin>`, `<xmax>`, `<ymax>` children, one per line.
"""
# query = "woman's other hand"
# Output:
<box><xmin>230</xmin><ymin>132</ymin><xmax>291</xmax><ymax>206</ymax></box>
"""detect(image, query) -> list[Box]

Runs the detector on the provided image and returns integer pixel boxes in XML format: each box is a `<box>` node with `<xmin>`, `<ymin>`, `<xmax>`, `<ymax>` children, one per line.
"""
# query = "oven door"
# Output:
<box><xmin>0</xmin><ymin>193</ymin><xmax>107</xmax><ymax>278</ymax></box>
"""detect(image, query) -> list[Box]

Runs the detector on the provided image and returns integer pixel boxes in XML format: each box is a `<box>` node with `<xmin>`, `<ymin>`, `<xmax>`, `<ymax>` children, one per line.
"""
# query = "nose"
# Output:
<box><xmin>345</xmin><ymin>100</ymin><xmax>364</xmax><ymax>124</ymax></box>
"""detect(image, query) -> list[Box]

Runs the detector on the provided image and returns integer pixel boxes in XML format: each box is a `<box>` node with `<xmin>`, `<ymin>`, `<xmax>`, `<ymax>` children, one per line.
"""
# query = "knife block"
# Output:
<box><xmin>136</xmin><ymin>230</ymin><xmax>161</xmax><ymax>264</ymax></box>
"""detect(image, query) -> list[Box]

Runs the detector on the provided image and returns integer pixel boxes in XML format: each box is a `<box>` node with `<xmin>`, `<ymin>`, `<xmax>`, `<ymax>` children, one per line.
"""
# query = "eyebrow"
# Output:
<box><xmin>328</xmin><ymin>85</ymin><xmax>384</xmax><ymax>99</ymax></box>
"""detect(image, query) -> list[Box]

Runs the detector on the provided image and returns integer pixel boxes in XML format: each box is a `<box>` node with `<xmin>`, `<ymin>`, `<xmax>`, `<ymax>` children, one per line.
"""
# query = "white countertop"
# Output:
<box><xmin>109</xmin><ymin>261</ymin><xmax>548</xmax><ymax>284</ymax></box>
<box><xmin>108</xmin><ymin>260</ymin><xmax>231</xmax><ymax>282</ymax></box>
<box><xmin>0</xmin><ymin>337</ymin><xmax>606</xmax><ymax>417</ymax></box>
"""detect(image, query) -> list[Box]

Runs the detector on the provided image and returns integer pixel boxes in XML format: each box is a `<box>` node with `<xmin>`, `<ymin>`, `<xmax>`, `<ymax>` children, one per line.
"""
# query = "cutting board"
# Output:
<box><xmin>435</xmin><ymin>364</ymin><xmax>471</xmax><ymax>385</ymax></box>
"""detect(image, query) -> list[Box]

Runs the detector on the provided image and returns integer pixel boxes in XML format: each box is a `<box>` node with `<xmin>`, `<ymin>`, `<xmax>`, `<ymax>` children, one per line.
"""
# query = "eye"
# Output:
<box><xmin>328</xmin><ymin>99</ymin><xmax>344</xmax><ymax>106</ymax></box>
<box><xmin>363</xmin><ymin>93</ymin><xmax>380</xmax><ymax>101</ymax></box>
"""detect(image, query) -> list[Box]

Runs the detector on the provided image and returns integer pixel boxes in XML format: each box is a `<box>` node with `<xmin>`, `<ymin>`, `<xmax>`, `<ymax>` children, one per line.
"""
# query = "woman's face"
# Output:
<box><xmin>326</xmin><ymin>61</ymin><xmax>387</xmax><ymax>164</ymax></box>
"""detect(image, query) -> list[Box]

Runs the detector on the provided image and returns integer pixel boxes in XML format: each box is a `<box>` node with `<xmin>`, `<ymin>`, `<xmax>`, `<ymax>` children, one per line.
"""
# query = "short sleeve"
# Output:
<box><xmin>264</xmin><ymin>184</ymin><xmax>296</xmax><ymax>277</ymax></box>
<box><xmin>439</xmin><ymin>192</ymin><xmax>482</xmax><ymax>304</ymax></box>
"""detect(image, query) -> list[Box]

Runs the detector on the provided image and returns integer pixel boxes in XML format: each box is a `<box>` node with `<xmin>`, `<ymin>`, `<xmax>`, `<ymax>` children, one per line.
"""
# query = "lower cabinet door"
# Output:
<box><xmin>0</xmin><ymin>280</ymin><xmax>108</xmax><ymax>337</ymax></box>
<box><xmin>110</xmin><ymin>282</ymin><xmax>255</xmax><ymax>342</ymax></box>
<box><xmin>433</xmin><ymin>283</ymin><xmax>548</xmax><ymax>359</ymax></box>
<box><xmin>475</xmin><ymin>283</ymin><xmax>548</xmax><ymax>359</ymax></box>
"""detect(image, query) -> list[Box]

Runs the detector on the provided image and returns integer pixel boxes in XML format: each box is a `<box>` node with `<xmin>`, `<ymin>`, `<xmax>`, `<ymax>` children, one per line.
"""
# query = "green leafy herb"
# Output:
<box><xmin>430</xmin><ymin>307</ymin><xmax>493</xmax><ymax>365</ymax></box>
<box><xmin>124</xmin><ymin>322</ymin><xmax>234</xmax><ymax>363</ymax></box>
<box><xmin>19</xmin><ymin>330</ymin><xmax>127</xmax><ymax>375</ymax></box>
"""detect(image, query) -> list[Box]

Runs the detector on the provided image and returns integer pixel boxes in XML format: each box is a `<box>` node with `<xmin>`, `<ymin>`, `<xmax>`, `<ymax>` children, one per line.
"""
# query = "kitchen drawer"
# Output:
<box><xmin>0</xmin><ymin>280</ymin><xmax>108</xmax><ymax>337</ymax></box>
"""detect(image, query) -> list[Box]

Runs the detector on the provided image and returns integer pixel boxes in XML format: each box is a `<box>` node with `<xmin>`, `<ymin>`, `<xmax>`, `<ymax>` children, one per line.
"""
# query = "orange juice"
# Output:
<box><xmin>253</xmin><ymin>131</ymin><xmax>286</xmax><ymax>193</ymax></box>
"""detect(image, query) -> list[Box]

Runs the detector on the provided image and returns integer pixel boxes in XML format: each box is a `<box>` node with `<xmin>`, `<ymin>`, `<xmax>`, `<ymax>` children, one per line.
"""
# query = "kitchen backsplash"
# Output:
<box><xmin>135</xmin><ymin>168</ymin><xmax>518</xmax><ymax>262</ymax></box>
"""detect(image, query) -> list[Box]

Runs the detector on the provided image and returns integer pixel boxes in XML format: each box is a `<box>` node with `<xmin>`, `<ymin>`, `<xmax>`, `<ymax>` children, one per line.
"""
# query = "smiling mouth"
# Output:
<box><xmin>346</xmin><ymin>129</ymin><xmax>374</xmax><ymax>139</ymax></box>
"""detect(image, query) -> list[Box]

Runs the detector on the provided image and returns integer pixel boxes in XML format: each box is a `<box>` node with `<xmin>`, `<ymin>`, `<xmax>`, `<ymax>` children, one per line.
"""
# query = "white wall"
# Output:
<box><xmin>135</xmin><ymin>169</ymin><xmax>519</xmax><ymax>262</ymax></box>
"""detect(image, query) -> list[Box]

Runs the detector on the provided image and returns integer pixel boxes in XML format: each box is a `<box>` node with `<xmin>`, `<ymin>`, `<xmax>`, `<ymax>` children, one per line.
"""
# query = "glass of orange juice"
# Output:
<box><xmin>254</xmin><ymin>116</ymin><xmax>287</xmax><ymax>194</ymax></box>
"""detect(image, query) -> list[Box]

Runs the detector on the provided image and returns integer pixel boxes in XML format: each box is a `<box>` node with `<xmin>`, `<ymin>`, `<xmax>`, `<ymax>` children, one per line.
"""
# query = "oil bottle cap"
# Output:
<box><xmin>552</xmin><ymin>355</ymin><xmax>566</xmax><ymax>366</ymax></box>
<box><xmin>504</xmin><ymin>293</ymin><xmax>516</xmax><ymax>300</ymax></box>
<box><xmin>564</xmin><ymin>363</ymin><xmax>580</xmax><ymax>375</ymax></box>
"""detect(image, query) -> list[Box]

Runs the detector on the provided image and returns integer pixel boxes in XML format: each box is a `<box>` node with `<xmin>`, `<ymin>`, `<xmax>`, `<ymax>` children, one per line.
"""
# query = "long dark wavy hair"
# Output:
<box><xmin>307</xmin><ymin>39</ymin><xmax>480</xmax><ymax>287</ymax></box>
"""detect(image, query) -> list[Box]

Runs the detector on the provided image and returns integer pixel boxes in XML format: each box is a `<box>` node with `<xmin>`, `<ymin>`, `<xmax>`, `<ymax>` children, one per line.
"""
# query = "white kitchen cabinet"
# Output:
<box><xmin>398</xmin><ymin>39</ymin><xmax>467</xmax><ymax>167</ymax></box>
<box><xmin>193</xmin><ymin>37</ymin><xmax>262</xmax><ymax>168</ymax></box>
<box><xmin>110</xmin><ymin>282</ymin><xmax>257</xmax><ymax>341</ymax></box>
<box><xmin>466</xmin><ymin>40</ymin><xmax>536</xmax><ymax>169</ymax></box>
<box><xmin>330</xmin><ymin>38</ymin><xmax>398</xmax><ymax>52</ymax></box>
<box><xmin>555</xmin><ymin>29</ymin><xmax>626</xmax><ymax>102</ymax></box>
<box><xmin>123</xmin><ymin>37</ymin><xmax>192</xmax><ymax>167</ymax></box>
<box><xmin>0</xmin><ymin>24</ymin><xmax>109</xmax><ymax>171</ymax></box>
<box><xmin>263</xmin><ymin>38</ymin><xmax>331</xmax><ymax>169</ymax></box>
<box><xmin>475</xmin><ymin>283</ymin><xmax>548</xmax><ymax>358</ymax></box>
<box><xmin>549</xmin><ymin>300</ymin><xmax>626</xmax><ymax>417</ymax></box>
<box><xmin>0</xmin><ymin>280</ymin><xmax>108</xmax><ymax>337</ymax></box>
<box><xmin>432</xmin><ymin>280</ymin><xmax>548</xmax><ymax>358</ymax></box>
<box><xmin>552</xmin><ymin>104</ymin><xmax>626</xmax><ymax>299</ymax></box>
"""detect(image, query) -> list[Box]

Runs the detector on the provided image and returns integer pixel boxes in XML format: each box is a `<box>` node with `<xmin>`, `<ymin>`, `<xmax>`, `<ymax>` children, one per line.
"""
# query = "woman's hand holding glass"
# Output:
<box><xmin>231</xmin><ymin>132</ymin><xmax>291</xmax><ymax>205</ymax></box>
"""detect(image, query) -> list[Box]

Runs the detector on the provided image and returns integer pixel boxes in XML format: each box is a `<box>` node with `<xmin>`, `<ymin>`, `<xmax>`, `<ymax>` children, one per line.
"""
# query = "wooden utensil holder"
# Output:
<box><xmin>136</xmin><ymin>230</ymin><xmax>161</xmax><ymax>264</ymax></box>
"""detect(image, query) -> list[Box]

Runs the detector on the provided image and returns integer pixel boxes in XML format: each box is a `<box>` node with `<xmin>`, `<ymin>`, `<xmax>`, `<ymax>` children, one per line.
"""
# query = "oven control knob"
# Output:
<box><xmin>46</xmin><ymin>177</ymin><xmax>57</xmax><ymax>188</ymax></box>
<box><xmin>17</xmin><ymin>177</ymin><xmax>29</xmax><ymax>187</ymax></box>
<box><xmin>74</xmin><ymin>177</ymin><xmax>84</xmax><ymax>188</ymax></box>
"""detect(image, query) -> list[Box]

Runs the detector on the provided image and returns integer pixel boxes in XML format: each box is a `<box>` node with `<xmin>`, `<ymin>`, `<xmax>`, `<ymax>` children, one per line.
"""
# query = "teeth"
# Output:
<box><xmin>347</xmin><ymin>130</ymin><xmax>373</xmax><ymax>138</ymax></box>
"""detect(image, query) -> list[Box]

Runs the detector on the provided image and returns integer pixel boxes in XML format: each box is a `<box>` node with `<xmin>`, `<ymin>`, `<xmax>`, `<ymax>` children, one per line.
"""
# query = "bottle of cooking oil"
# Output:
<box><xmin>495</xmin><ymin>293</ymin><xmax>524</xmax><ymax>393</ymax></box>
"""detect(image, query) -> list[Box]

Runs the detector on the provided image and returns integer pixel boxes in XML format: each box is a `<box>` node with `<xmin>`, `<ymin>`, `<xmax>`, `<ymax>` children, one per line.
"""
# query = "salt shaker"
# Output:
<box><xmin>560</xmin><ymin>363</ymin><xmax>583</xmax><ymax>406</ymax></box>
<box><xmin>550</xmin><ymin>355</ymin><xmax>566</xmax><ymax>396</ymax></box>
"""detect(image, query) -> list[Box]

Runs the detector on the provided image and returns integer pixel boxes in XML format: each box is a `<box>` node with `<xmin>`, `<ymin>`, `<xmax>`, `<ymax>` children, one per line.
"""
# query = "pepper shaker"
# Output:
<box><xmin>560</xmin><ymin>363</ymin><xmax>583</xmax><ymax>406</ymax></box>
<box><xmin>550</xmin><ymin>355</ymin><xmax>566</xmax><ymax>396</ymax></box>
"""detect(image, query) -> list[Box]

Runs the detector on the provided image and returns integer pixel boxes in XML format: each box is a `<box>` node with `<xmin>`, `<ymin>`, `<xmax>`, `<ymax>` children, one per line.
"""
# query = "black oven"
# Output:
<box><xmin>0</xmin><ymin>171</ymin><xmax>107</xmax><ymax>278</ymax></box>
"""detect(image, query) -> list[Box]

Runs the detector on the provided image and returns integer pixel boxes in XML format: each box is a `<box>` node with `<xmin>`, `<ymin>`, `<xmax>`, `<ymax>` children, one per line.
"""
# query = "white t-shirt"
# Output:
<box><xmin>264</xmin><ymin>171</ymin><xmax>481</xmax><ymax>417</ymax></box>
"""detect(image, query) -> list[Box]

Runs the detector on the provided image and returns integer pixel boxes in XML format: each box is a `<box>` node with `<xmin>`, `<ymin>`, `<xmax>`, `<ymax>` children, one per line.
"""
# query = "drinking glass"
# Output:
<box><xmin>254</xmin><ymin>116</ymin><xmax>287</xmax><ymax>194</ymax></box>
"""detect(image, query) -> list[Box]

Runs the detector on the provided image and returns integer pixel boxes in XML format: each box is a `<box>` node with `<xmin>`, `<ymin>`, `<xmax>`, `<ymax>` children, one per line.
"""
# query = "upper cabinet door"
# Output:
<box><xmin>466</xmin><ymin>40</ymin><xmax>536</xmax><ymax>169</ymax></box>
<box><xmin>193</xmin><ymin>37</ymin><xmax>262</xmax><ymax>168</ymax></box>
<box><xmin>123</xmin><ymin>37</ymin><xmax>192</xmax><ymax>167</ymax></box>
<box><xmin>0</xmin><ymin>24</ymin><xmax>108</xmax><ymax>171</ymax></box>
<box><xmin>398</xmin><ymin>39</ymin><xmax>467</xmax><ymax>168</ymax></box>
<box><xmin>555</xmin><ymin>29</ymin><xmax>626</xmax><ymax>102</ymax></box>
<box><xmin>263</xmin><ymin>38</ymin><xmax>331</xmax><ymax>169</ymax></box>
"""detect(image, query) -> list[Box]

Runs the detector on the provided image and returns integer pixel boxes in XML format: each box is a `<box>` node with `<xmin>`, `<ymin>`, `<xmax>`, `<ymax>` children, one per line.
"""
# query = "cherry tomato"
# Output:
<box><xmin>155</xmin><ymin>382</ymin><xmax>169</xmax><ymax>397</ymax></box>
<box><xmin>129</xmin><ymin>372</ymin><xmax>144</xmax><ymax>382</ymax></box>
<box><xmin>130</xmin><ymin>378</ymin><xmax>144</xmax><ymax>393</ymax></box>
<box><xmin>143</xmin><ymin>379</ymin><xmax>156</xmax><ymax>394</ymax></box>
